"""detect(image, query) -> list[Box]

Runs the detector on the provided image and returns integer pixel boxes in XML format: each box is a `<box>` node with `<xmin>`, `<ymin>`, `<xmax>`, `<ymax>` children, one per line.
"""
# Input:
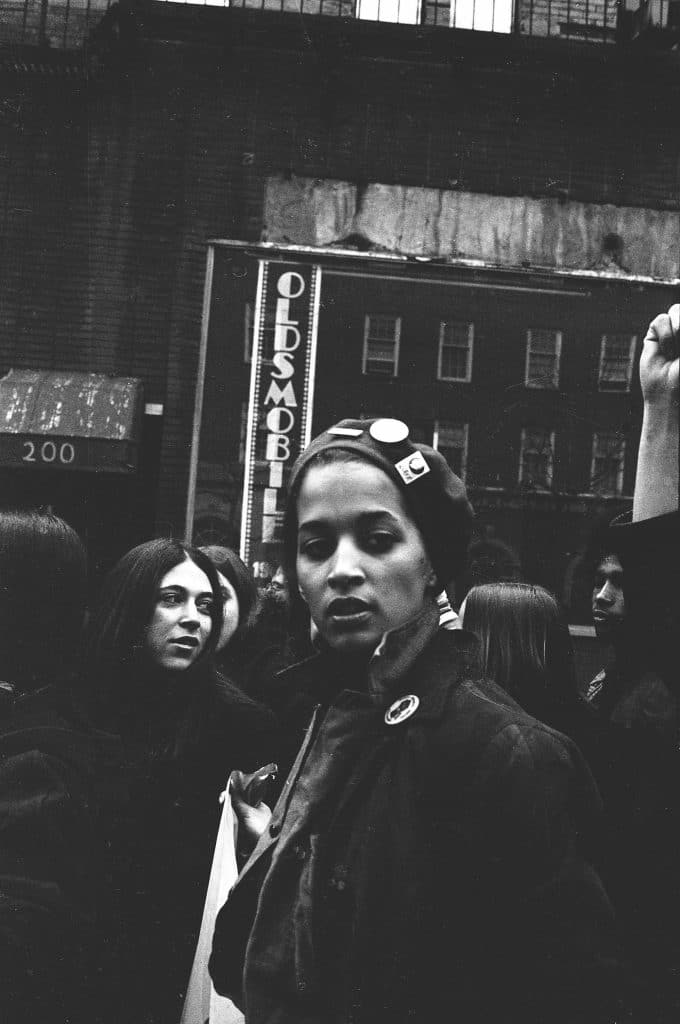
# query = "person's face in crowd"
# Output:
<box><xmin>270</xmin><ymin>565</ymin><xmax>289</xmax><ymax>600</ymax></box>
<box><xmin>591</xmin><ymin>554</ymin><xmax>625</xmax><ymax>642</ymax></box>
<box><xmin>145</xmin><ymin>557</ymin><xmax>214</xmax><ymax>671</ymax></box>
<box><xmin>215</xmin><ymin>571</ymin><xmax>240</xmax><ymax>652</ymax></box>
<box><xmin>296</xmin><ymin>461</ymin><xmax>435</xmax><ymax>657</ymax></box>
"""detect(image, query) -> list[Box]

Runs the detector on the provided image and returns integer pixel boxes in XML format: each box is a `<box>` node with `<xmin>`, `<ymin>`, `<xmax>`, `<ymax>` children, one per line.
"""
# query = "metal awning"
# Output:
<box><xmin>0</xmin><ymin>369</ymin><xmax>143</xmax><ymax>473</ymax></box>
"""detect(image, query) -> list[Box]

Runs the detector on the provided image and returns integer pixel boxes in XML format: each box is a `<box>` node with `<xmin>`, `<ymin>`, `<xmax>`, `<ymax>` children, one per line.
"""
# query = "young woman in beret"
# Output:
<box><xmin>210</xmin><ymin>418</ymin><xmax>618</xmax><ymax>1024</ymax></box>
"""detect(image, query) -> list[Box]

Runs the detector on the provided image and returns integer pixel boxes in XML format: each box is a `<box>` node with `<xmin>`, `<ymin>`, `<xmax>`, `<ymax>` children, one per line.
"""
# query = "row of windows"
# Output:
<box><xmin>167</xmin><ymin>0</ymin><xmax>515</xmax><ymax>33</ymax></box>
<box><xmin>438</xmin><ymin>423</ymin><xmax>627</xmax><ymax>496</ymax></box>
<box><xmin>239</xmin><ymin>398</ymin><xmax>627</xmax><ymax>495</ymax></box>
<box><xmin>244</xmin><ymin>306</ymin><xmax>638</xmax><ymax>391</ymax></box>
<box><xmin>361</xmin><ymin>316</ymin><xmax>638</xmax><ymax>391</ymax></box>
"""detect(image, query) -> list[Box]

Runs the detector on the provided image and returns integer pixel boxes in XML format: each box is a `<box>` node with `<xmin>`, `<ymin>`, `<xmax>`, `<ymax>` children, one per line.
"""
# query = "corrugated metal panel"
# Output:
<box><xmin>0</xmin><ymin>368</ymin><xmax>143</xmax><ymax>440</ymax></box>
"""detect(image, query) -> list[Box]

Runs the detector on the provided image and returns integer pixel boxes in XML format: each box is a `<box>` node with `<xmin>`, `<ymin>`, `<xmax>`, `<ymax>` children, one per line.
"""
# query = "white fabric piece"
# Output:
<box><xmin>180</xmin><ymin>791</ymin><xmax>243</xmax><ymax>1024</ymax></box>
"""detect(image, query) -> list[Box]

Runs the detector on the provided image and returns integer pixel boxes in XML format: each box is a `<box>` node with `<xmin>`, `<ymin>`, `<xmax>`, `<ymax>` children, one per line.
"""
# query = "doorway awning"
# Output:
<box><xmin>0</xmin><ymin>369</ymin><xmax>144</xmax><ymax>473</ymax></box>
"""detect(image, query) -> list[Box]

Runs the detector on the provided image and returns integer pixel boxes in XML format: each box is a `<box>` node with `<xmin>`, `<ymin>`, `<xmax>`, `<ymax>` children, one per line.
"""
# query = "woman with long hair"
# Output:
<box><xmin>81</xmin><ymin>538</ymin><xmax>277</xmax><ymax>1024</ymax></box>
<box><xmin>199</xmin><ymin>545</ymin><xmax>259</xmax><ymax>662</ymax></box>
<box><xmin>460</xmin><ymin>581</ymin><xmax>595</xmax><ymax>749</ymax></box>
<box><xmin>210</xmin><ymin>418</ymin><xmax>617</xmax><ymax>1024</ymax></box>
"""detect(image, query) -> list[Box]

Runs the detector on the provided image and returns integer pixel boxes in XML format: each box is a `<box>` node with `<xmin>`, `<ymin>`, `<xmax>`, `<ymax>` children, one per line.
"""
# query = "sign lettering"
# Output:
<box><xmin>240</xmin><ymin>261</ymin><xmax>321</xmax><ymax>570</ymax></box>
<box><xmin>0</xmin><ymin>433</ymin><xmax>137</xmax><ymax>473</ymax></box>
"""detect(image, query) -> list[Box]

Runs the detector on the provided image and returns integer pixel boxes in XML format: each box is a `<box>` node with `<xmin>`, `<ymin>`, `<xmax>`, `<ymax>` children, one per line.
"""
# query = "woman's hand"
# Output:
<box><xmin>227</xmin><ymin>768</ymin><xmax>273</xmax><ymax>852</ymax></box>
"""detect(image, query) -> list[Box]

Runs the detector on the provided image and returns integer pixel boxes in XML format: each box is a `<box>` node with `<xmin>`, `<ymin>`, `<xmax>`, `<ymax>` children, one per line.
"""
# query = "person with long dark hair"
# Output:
<box><xmin>0</xmin><ymin>510</ymin><xmax>115</xmax><ymax>1024</ymax></box>
<box><xmin>210</xmin><ymin>419</ymin><xmax>617</xmax><ymax>1024</ymax></box>
<box><xmin>584</xmin><ymin>308</ymin><xmax>680</xmax><ymax>1022</ymax></box>
<box><xmin>199</xmin><ymin>545</ymin><xmax>259</xmax><ymax>665</ymax></box>
<box><xmin>461</xmin><ymin>581</ymin><xmax>598</xmax><ymax>759</ymax></box>
<box><xmin>81</xmin><ymin>538</ymin><xmax>277</xmax><ymax>1024</ymax></box>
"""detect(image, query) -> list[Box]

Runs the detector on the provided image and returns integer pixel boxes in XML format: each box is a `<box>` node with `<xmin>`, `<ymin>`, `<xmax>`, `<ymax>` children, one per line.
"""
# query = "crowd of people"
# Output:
<box><xmin>0</xmin><ymin>307</ymin><xmax>677</xmax><ymax>1023</ymax></box>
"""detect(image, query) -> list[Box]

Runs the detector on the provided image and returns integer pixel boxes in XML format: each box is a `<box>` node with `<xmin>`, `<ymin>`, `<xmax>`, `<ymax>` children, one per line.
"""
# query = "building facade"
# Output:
<box><xmin>0</xmin><ymin>0</ymin><xmax>678</xmax><ymax>607</ymax></box>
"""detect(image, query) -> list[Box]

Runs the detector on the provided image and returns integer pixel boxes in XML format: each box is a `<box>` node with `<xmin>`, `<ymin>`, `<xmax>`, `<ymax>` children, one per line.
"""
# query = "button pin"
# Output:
<box><xmin>369</xmin><ymin>418</ymin><xmax>410</xmax><ymax>445</ymax></box>
<box><xmin>385</xmin><ymin>694</ymin><xmax>420</xmax><ymax>725</ymax></box>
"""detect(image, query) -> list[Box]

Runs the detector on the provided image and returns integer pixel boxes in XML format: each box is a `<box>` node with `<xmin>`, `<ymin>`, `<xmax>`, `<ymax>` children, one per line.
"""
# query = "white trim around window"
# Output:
<box><xmin>437</xmin><ymin>321</ymin><xmax>474</xmax><ymax>382</ymax></box>
<box><xmin>432</xmin><ymin>420</ymin><xmax>469</xmax><ymax>481</ymax></box>
<box><xmin>362</xmin><ymin>314</ymin><xmax>401</xmax><ymax>377</ymax></box>
<box><xmin>524</xmin><ymin>329</ymin><xmax>562</xmax><ymax>389</ymax></box>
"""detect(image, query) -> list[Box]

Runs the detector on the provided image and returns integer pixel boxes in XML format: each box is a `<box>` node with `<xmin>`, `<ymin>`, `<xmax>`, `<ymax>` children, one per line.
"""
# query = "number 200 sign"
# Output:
<box><xmin>22</xmin><ymin>439</ymin><xmax>76</xmax><ymax>465</ymax></box>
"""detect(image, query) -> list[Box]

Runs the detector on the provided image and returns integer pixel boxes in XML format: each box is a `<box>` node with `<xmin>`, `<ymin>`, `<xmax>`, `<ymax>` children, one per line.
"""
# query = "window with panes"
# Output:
<box><xmin>433</xmin><ymin>421</ymin><xmax>468</xmax><ymax>480</ymax></box>
<box><xmin>356</xmin><ymin>0</ymin><xmax>422</xmax><ymax>24</ymax></box>
<box><xmin>598</xmin><ymin>335</ymin><xmax>636</xmax><ymax>392</ymax></box>
<box><xmin>362</xmin><ymin>315</ymin><xmax>401</xmax><ymax>376</ymax></box>
<box><xmin>519</xmin><ymin>427</ymin><xmax>554</xmax><ymax>490</ymax></box>
<box><xmin>450</xmin><ymin>0</ymin><xmax>513</xmax><ymax>31</ymax></box>
<box><xmin>437</xmin><ymin>321</ymin><xmax>473</xmax><ymax>382</ymax></box>
<box><xmin>590</xmin><ymin>432</ymin><xmax>625</xmax><ymax>496</ymax></box>
<box><xmin>525</xmin><ymin>329</ymin><xmax>561</xmax><ymax>389</ymax></box>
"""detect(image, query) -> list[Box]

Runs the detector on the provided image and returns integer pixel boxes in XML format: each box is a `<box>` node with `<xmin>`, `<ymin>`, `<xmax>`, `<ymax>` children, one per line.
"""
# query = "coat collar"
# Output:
<box><xmin>367</xmin><ymin>599</ymin><xmax>440</xmax><ymax>701</ymax></box>
<box><xmin>235</xmin><ymin>625</ymin><xmax>481</xmax><ymax>887</ymax></box>
<box><xmin>276</xmin><ymin>610</ymin><xmax>480</xmax><ymax>725</ymax></box>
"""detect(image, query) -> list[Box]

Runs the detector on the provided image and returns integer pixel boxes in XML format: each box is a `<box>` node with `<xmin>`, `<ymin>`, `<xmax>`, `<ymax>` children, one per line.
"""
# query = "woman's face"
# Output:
<box><xmin>296</xmin><ymin>461</ymin><xmax>435</xmax><ymax>657</ymax></box>
<box><xmin>215</xmin><ymin>571</ymin><xmax>241</xmax><ymax>652</ymax></box>
<box><xmin>145</xmin><ymin>557</ymin><xmax>215</xmax><ymax>671</ymax></box>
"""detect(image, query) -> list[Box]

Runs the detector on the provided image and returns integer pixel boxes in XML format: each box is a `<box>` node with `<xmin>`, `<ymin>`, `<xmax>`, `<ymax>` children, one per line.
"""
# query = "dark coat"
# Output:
<box><xmin>0</xmin><ymin>685</ymin><xmax>120</xmax><ymax>1024</ymax></box>
<box><xmin>609</xmin><ymin>510</ymin><xmax>678</xmax><ymax>694</ymax></box>
<box><xmin>588</xmin><ymin>511</ymin><xmax>680</xmax><ymax>1020</ymax></box>
<box><xmin>98</xmin><ymin>672</ymin><xmax>280</xmax><ymax>1024</ymax></box>
<box><xmin>210</xmin><ymin>628</ymin><xmax>618</xmax><ymax>1024</ymax></box>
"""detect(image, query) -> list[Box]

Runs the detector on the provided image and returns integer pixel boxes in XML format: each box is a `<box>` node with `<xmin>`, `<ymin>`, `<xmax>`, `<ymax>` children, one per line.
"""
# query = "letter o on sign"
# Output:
<box><xmin>266</xmin><ymin>407</ymin><xmax>295</xmax><ymax>434</ymax></box>
<box><xmin>41</xmin><ymin>441</ymin><xmax>57</xmax><ymax>463</ymax></box>
<box><xmin>277</xmin><ymin>272</ymin><xmax>305</xmax><ymax>300</ymax></box>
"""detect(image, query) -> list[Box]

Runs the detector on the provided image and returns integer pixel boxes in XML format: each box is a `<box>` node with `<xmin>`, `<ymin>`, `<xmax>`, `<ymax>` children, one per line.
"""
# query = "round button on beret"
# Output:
<box><xmin>285</xmin><ymin>418</ymin><xmax>474</xmax><ymax>585</ymax></box>
<box><xmin>368</xmin><ymin>418</ymin><xmax>410</xmax><ymax>445</ymax></box>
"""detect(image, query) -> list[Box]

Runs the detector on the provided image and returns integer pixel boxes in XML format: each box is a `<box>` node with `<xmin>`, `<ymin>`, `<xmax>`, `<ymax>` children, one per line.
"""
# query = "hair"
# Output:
<box><xmin>0</xmin><ymin>509</ymin><xmax>87</xmax><ymax>692</ymax></box>
<box><xmin>198</xmin><ymin>545</ymin><xmax>258</xmax><ymax>641</ymax></box>
<box><xmin>462</xmin><ymin>582</ymin><xmax>577</xmax><ymax>709</ymax></box>
<box><xmin>83</xmin><ymin>538</ymin><xmax>223</xmax><ymax>694</ymax></box>
<box><xmin>461</xmin><ymin>537</ymin><xmax>522</xmax><ymax>596</ymax></box>
<box><xmin>582</xmin><ymin>519</ymin><xmax>621</xmax><ymax>577</ymax></box>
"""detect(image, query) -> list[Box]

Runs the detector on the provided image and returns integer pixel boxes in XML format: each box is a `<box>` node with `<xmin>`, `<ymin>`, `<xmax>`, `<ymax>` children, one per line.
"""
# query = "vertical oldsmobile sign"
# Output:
<box><xmin>240</xmin><ymin>260</ymin><xmax>321</xmax><ymax>572</ymax></box>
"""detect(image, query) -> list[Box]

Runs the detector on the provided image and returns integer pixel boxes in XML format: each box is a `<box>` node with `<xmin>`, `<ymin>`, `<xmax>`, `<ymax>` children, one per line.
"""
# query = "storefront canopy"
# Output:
<box><xmin>0</xmin><ymin>368</ymin><xmax>143</xmax><ymax>473</ymax></box>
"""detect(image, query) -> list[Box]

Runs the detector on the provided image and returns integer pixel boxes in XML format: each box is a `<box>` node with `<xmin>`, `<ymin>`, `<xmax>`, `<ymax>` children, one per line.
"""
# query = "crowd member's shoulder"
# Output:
<box><xmin>0</xmin><ymin>684</ymin><xmax>122</xmax><ymax>783</ymax></box>
<box><xmin>432</xmin><ymin>666</ymin><xmax>600</xmax><ymax>804</ymax></box>
<box><xmin>607</xmin><ymin>508</ymin><xmax>679</xmax><ymax>690</ymax></box>
<box><xmin>608</xmin><ymin>507</ymin><xmax>679</xmax><ymax>554</ymax></box>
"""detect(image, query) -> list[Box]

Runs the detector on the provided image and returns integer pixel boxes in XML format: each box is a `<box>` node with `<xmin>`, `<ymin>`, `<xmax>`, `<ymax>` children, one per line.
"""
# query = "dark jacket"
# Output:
<box><xmin>97</xmin><ymin>672</ymin><xmax>280</xmax><ymax>1024</ymax></box>
<box><xmin>609</xmin><ymin>509</ymin><xmax>678</xmax><ymax>695</ymax></box>
<box><xmin>210</xmin><ymin>617</ymin><xmax>618</xmax><ymax>1024</ymax></box>
<box><xmin>0</xmin><ymin>685</ymin><xmax>120</xmax><ymax>1024</ymax></box>
<box><xmin>589</xmin><ymin>511</ymin><xmax>680</xmax><ymax>1021</ymax></box>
